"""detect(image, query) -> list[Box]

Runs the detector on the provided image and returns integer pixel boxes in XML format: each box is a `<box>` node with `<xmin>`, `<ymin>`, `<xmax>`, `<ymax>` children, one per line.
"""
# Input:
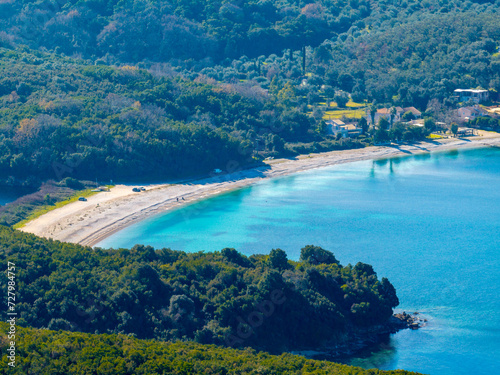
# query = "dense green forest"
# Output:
<box><xmin>0</xmin><ymin>323</ymin><xmax>423</xmax><ymax>375</ymax></box>
<box><xmin>0</xmin><ymin>47</ymin><xmax>369</xmax><ymax>186</ymax></box>
<box><xmin>0</xmin><ymin>226</ymin><xmax>400</xmax><ymax>353</ymax></box>
<box><xmin>0</xmin><ymin>47</ymin><xmax>286</xmax><ymax>182</ymax></box>
<box><xmin>1</xmin><ymin>0</ymin><xmax>499</xmax><ymax>108</ymax></box>
<box><xmin>1</xmin><ymin>1</ymin><xmax>499</xmax><ymax>186</ymax></box>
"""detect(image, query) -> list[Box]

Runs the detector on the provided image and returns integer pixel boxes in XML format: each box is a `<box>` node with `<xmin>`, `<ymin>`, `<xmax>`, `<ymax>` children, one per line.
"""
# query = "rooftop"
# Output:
<box><xmin>376</xmin><ymin>107</ymin><xmax>404</xmax><ymax>114</ymax></box>
<box><xmin>454</xmin><ymin>89</ymin><xmax>488</xmax><ymax>93</ymax></box>
<box><xmin>403</xmin><ymin>106</ymin><xmax>422</xmax><ymax>115</ymax></box>
<box><xmin>326</xmin><ymin>119</ymin><xmax>345</xmax><ymax>126</ymax></box>
<box><xmin>344</xmin><ymin>124</ymin><xmax>359</xmax><ymax>131</ymax></box>
<box><xmin>458</xmin><ymin>106</ymin><xmax>483</xmax><ymax>113</ymax></box>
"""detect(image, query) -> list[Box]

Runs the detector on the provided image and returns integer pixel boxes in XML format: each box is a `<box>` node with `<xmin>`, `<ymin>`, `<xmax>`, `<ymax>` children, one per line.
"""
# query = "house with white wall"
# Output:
<box><xmin>325</xmin><ymin>119</ymin><xmax>361</xmax><ymax>138</ymax></box>
<box><xmin>454</xmin><ymin>89</ymin><xmax>489</xmax><ymax>104</ymax></box>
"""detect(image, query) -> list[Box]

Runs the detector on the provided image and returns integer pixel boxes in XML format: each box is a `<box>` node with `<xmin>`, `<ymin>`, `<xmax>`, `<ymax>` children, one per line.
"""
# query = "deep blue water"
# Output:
<box><xmin>98</xmin><ymin>148</ymin><xmax>500</xmax><ymax>375</ymax></box>
<box><xmin>0</xmin><ymin>187</ymin><xmax>28</xmax><ymax>206</ymax></box>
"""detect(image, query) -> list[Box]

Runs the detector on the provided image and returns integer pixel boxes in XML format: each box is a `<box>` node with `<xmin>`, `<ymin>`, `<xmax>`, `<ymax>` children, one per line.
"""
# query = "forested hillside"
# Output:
<box><xmin>1</xmin><ymin>0</ymin><xmax>498</xmax><ymax>108</ymax></box>
<box><xmin>0</xmin><ymin>0</ymin><xmax>400</xmax><ymax>61</ymax></box>
<box><xmin>0</xmin><ymin>323</ymin><xmax>423</xmax><ymax>375</ymax></box>
<box><xmin>287</xmin><ymin>11</ymin><xmax>500</xmax><ymax>107</ymax></box>
<box><xmin>0</xmin><ymin>226</ymin><xmax>400</xmax><ymax>353</ymax></box>
<box><xmin>0</xmin><ymin>47</ymin><xmax>257</xmax><ymax>182</ymax></box>
<box><xmin>0</xmin><ymin>47</ymin><xmax>370</xmax><ymax>186</ymax></box>
<box><xmin>1</xmin><ymin>1</ymin><xmax>499</xmax><ymax>186</ymax></box>
<box><xmin>0</xmin><ymin>0</ymin><xmax>497</xmax><ymax>64</ymax></box>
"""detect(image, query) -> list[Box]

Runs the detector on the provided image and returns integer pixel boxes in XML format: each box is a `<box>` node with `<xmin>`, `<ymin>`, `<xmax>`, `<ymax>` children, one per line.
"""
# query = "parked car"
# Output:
<box><xmin>132</xmin><ymin>188</ymin><xmax>141</xmax><ymax>192</ymax></box>
<box><xmin>78</xmin><ymin>197</ymin><xmax>87</xmax><ymax>201</ymax></box>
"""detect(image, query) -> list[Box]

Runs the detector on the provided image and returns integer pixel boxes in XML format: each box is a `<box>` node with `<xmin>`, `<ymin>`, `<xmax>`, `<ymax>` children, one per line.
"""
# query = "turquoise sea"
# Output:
<box><xmin>98</xmin><ymin>147</ymin><xmax>500</xmax><ymax>375</ymax></box>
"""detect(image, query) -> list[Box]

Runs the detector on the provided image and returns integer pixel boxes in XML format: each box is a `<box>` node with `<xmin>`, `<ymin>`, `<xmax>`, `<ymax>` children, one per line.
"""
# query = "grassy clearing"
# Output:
<box><xmin>316</xmin><ymin>100</ymin><xmax>367</xmax><ymax>108</ymax></box>
<box><xmin>13</xmin><ymin>186</ymin><xmax>113</xmax><ymax>229</ymax></box>
<box><xmin>323</xmin><ymin>108</ymin><xmax>366</xmax><ymax>119</ymax></box>
<box><xmin>307</xmin><ymin>100</ymin><xmax>368</xmax><ymax>120</ymax></box>
<box><xmin>346</xmin><ymin>100</ymin><xmax>367</xmax><ymax>108</ymax></box>
<box><xmin>427</xmin><ymin>134</ymin><xmax>444</xmax><ymax>139</ymax></box>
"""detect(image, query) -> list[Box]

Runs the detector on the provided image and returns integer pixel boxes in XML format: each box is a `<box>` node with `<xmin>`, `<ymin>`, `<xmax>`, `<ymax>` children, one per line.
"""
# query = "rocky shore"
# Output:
<box><xmin>292</xmin><ymin>312</ymin><xmax>425</xmax><ymax>360</ymax></box>
<box><xmin>393</xmin><ymin>311</ymin><xmax>427</xmax><ymax>330</ymax></box>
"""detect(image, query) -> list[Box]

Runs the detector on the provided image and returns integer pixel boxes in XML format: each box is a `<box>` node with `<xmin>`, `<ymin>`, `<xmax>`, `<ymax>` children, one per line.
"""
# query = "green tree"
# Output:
<box><xmin>321</xmin><ymin>85</ymin><xmax>335</xmax><ymax>107</ymax></box>
<box><xmin>369</xmin><ymin>106</ymin><xmax>377</xmax><ymax>126</ymax></box>
<box><xmin>268</xmin><ymin>248</ymin><xmax>290</xmax><ymax>270</ymax></box>
<box><xmin>269</xmin><ymin>134</ymin><xmax>285</xmax><ymax>153</ymax></box>
<box><xmin>374</xmin><ymin>127</ymin><xmax>390</xmax><ymax>143</ymax></box>
<box><xmin>424</xmin><ymin>117</ymin><xmax>436</xmax><ymax>132</ymax></box>
<box><xmin>0</xmin><ymin>225</ymin><xmax>403</xmax><ymax>355</ymax></box>
<box><xmin>358</xmin><ymin>117</ymin><xmax>368</xmax><ymax>134</ymax></box>
<box><xmin>378</xmin><ymin>117</ymin><xmax>390</xmax><ymax>130</ymax></box>
<box><xmin>390</xmin><ymin>107</ymin><xmax>397</xmax><ymax>128</ymax></box>
<box><xmin>277</xmin><ymin>82</ymin><xmax>296</xmax><ymax>105</ymax></box>
<box><xmin>402</xmin><ymin>111</ymin><xmax>415</xmax><ymax>121</ymax></box>
<box><xmin>390</xmin><ymin>123</ymin><xmax>405</xmax><ymax>142</ymax></box>
<box><xmin>334</xmin><ymin>91</ymin><xmax>349</xmax><ymax>108</ymax></box>
<box><xmin>269</xmin><ymin>76</ymin><xmax>281</xmax><ymax>97</ymax></box>
<box><xmin>381</xmin><ymin>277</ymin><xmax>400</xmax><ymax>308</ymax></box>
<box><xmin>299</xmin><ymin>245</ymin><xmax>339</xmax><ymax>265</ymax></box>
<box><xmin>0</xmin><ymin>322</ymin><xmax>421</xmax><ymax>375</ymax></box>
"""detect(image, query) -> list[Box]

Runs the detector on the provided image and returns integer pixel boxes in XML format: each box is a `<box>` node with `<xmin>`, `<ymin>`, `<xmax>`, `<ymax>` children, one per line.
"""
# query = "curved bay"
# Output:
<box><xmin>98</xmin><ymin>148</ymin><xmax>500</xmax><ymax>375</ymax></box>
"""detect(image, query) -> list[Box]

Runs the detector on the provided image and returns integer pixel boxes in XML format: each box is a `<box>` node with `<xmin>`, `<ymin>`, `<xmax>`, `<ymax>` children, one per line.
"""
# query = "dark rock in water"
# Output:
<box><xmin>393</xmin><ymin>311</ymin><xmax>425</xmax><ymax>329</ymax></box>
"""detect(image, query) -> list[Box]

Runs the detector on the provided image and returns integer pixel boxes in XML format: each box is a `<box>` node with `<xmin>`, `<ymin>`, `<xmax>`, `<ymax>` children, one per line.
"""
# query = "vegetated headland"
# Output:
<box><xmin>0</xmin><ymin>225</ymin><xmax>423</xmax><ymax>372</ymax></box>
<box><xmin>20</xmin><ymin>131</ymin><xmax>500</xmax><ymax>247</ymax></box>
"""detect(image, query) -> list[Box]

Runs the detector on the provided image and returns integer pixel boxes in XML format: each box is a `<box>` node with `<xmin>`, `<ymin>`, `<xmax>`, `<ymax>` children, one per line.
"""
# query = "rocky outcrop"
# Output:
<box><xmin>393</xmin><ymin>311</ymin><xmax>427</xmax><ymax>330</ymax></box>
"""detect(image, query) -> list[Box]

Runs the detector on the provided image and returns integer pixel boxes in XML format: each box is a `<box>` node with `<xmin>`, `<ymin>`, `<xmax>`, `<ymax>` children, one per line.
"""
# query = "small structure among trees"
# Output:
<box><xmin>456</xmin><ymin>127</ymin><xmax>475</xmax><ymax>137</ymax></box>
<box><xmin>454</xmin><ymin>89</ymin><xmax>489</xmax><ymax>104</ymax></box>
<box><xmin>325</xmin><ymin>119</ymin><xmax>362</xmax><ymax>138</ymax></box>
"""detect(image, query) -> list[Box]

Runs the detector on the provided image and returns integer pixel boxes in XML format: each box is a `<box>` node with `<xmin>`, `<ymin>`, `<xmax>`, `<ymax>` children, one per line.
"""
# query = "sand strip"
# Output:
<box><xmin>20</xmin><ymin>132</ymin><xmax>500</xmax><ymax>247</ymax></box>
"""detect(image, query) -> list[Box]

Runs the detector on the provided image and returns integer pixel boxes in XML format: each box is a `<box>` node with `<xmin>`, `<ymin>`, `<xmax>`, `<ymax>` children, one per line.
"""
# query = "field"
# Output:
<box><xmin>323</xmin><ymin>108</ymin><xmax>367</xmax><ymax>119</ymax></box>
<box><xmin>309</xmin><ymin>100</ymin><xmax>368</xmax><ymax>120</ymax></box>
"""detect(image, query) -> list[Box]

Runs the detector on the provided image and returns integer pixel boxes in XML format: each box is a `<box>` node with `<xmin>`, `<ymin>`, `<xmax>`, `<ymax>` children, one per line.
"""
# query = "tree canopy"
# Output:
<box><xmin>0</xmin><ymin>322</ymin><xmax>423</xmax><ymax>375</ymax></box>
<box><xmin>0</xmin><ymin>226</ymin><xmax>400</xmax><ymax>353</ymax></box>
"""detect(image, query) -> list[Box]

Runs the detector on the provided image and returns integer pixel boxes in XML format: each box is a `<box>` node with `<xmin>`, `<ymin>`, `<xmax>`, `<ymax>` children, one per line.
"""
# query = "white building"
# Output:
<box><xmin>325</xmin><ymin>119</ymin><xmax>361</xmax><ymax>138</ymax></box>
<box><xmin>454</xmin><ymin>89</ymin><xmax>489</xmax><ymax>104</ymax></box>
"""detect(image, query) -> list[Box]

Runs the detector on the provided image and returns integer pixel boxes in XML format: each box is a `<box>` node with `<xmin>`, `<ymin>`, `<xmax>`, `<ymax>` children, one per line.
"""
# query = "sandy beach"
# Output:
<box><xmin>20</xmin><ymin>131</ymin><xmax>500</xmax><ymax>247</ymax></box>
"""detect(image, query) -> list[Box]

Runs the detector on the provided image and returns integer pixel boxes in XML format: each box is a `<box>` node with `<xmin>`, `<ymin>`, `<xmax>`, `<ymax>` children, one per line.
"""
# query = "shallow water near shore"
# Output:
<box><xmin>98</xmin><ymin>147</ymin><xmax>500</xmax><ymax>375</ymax></box>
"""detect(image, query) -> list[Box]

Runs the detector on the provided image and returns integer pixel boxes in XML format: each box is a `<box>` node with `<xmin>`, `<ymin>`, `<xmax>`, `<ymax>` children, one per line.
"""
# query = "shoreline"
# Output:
<box><xmin>20</xmin><ymin>131</ymin><xmax>500</xmax><ymax>247</ymax></box>
<box><xmin>291</xmin><ymin>312</ymin><xmax>424</xmax><ymax>361</ymax></box>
